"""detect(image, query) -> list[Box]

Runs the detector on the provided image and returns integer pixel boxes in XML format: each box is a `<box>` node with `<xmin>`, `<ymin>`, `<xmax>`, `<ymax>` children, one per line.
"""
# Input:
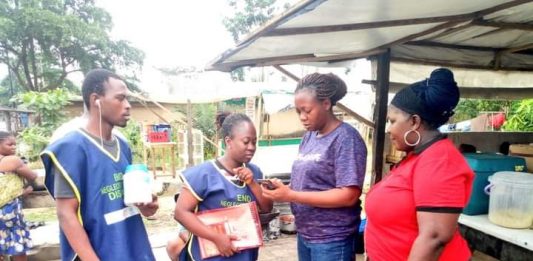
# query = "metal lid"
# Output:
<box><xmin>489</xmin><ymin>171</ymin><xmax>533</xmax><ymax>185</ymax></box>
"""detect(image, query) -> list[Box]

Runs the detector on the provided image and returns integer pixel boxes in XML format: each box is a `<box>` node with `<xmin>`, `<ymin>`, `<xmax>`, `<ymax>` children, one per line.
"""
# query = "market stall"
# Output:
<box><xmin>206</xmin><ymin>0</ymin><xmax>533</xmax><ymax>259</ymax></box>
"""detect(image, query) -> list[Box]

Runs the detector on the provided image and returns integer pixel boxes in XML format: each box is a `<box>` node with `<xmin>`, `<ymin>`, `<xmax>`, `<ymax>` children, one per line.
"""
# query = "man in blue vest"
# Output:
<box><xmin>41</xmin><ymin>69</ymin><xmax>158</xmax><ymax>261</ymax></box>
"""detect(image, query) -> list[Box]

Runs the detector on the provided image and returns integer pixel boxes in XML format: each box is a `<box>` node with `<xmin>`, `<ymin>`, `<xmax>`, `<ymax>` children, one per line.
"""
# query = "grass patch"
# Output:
<box><xmin>23</xmin><ymin>207</ymin><xmax>57</xmax><ymax>222</ymax></box>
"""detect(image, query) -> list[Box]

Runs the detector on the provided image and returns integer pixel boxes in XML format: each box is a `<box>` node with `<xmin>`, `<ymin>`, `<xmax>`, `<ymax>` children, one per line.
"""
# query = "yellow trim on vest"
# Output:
<box><xmin>179</xmin><ymin>173</ymin><xmax>203</xmax><ymax>202</ymax></box>
<box><xmin>186</xmin><ymin>205</ymin><xmax>199</xmax><ymax>261</ymax></box>
<box><xmin>40</xmin><ymin>150</ymin><xmax>83</xmax><ymax>225</ymax></box>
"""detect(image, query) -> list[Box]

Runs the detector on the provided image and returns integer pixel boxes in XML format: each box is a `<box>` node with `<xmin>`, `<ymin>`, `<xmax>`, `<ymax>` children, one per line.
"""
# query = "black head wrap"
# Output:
<box><xmin>391</xmin><ymin>68</ymin><xmax>460</xmax><ymax>128</ymax></box>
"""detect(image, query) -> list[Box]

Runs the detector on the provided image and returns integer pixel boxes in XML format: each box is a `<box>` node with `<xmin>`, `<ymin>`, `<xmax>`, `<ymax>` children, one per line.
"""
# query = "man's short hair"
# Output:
<box><xmin>82</xmin><ymin>69</ymin><xmax>123</xmax><ymax>110</ymax></box>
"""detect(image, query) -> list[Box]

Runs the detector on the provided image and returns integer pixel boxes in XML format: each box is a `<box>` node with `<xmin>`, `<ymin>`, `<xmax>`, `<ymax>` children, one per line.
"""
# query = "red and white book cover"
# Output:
<box><xmin>196</xmin><ymin>202</ymin><xmax>263</xmax><ymax>259</ymax></box>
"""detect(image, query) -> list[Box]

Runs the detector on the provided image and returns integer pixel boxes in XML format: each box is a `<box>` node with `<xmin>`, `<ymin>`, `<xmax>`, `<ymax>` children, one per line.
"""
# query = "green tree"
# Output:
<box><xmin>222</xmin><ymin>0</ymin><xmax>292</xmax><ymax>81</ymax></box>
<box><xmin>453</xmin><ymin>98</ymin><xmax>533</xmax><ymax>131</ymax></box>
<box><xmin>453</xmin><ymin>99</ymin><xmax>515</xmax><ymax>122</ymax></box>
<box><xmin>119</xmin><ymin>120</ymin><xmax>143</xmax><ymax>163</ymax></box>
<box><xmin>503</xmin><ymin>99</ymin><xmax>533</xmax><ymax>131</ymax></box>
<box><xmin>0</xmin><ymin>76</ymin><xmax>17</xmax><ymax>105</ymax></box>
<box><xmin>0</xmin><ymin>73</ymin><xmax>80</xmax><ymax>106</ymax></box>
<box><xmin>12</xmin><ymin>89</ymin><xmax>71</xmax><ymax>160</ymax></box>
<box><xmin>0</xmin><ymin>0</ymin><xmax>144</xmax><ymax>92</ymax></box>
<box><xmin>194</xmin><ymin>103</ymin><xmax>218</xmax><ymax>159</ymax></box>
<box><xmin>223</xmin><ymin>0</ymin><xmax>277</xmax><ymax>43</ymax></box>
<box><xmin>173</xmin><ymin>103</ymin><xmax>219</xmax><ymax>160</ymax></box>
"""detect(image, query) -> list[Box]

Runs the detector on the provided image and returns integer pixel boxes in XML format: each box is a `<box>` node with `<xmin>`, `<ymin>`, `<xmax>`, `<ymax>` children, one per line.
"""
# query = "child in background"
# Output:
<box><xmin>166</xmin><ymin>193</ymin><xmax>191</xmax><ymax>261</ymax></box>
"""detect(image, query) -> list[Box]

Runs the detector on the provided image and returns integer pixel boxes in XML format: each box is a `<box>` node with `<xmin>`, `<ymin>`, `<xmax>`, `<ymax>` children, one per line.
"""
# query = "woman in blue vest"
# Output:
<box><xmin>174</xmin><ymin>113</ymin><xmax>273</xmax><ymax>261</ymax></box>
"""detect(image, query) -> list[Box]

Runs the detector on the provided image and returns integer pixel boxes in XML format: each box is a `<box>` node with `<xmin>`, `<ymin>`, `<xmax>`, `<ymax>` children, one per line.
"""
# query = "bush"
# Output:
<box><xmin>12</xmin><ymin>89</ymin><xmax>71</xmax><ymax>161</ymax></box>
<box><xmin>503</xmin><ymin>99</ymin><xmax>533</xmax><ymax>131</ymax></box>
<box><xmin>119</xmin><ymin>121</ymin><xmax>144</xmax><ymax>163</ymax></box>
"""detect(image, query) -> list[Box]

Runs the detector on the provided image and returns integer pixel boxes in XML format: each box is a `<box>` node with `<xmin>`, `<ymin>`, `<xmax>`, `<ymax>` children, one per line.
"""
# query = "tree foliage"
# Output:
<box><xmin>173</xmin><ymin>102</ymin><xmax>218</xmax><ymax>160</ymax></box>
<box><xmin>0</xmin><ymin>0</ymin><xmax>144</xmax><ymax>92</ymax></box>
<box><xmin>453</xmin><ymin>99</ymin><xmax>515</xmax><ymax>122</ymax></box>
<box><xmin>13</xmin><ymin>88</ymin><xmax>71</xmax><ymax>128</ymax></box>
<box><xmin>222</xmin><ymin>0</ymin><xmax>277</xmax><ymax>43</ymax></box>
<box><xmin>119</xmin><ymin>120</ymin><xmax>143</xmax><ymax>163</ymax></box>
<box><xmin>194</xmin><ymin>103</ymin><xmax>217</xmax><ymax>139</ymax></box>
<box><xmin>12</xmin><ymin>89</ymin><xmax>71</xmax><ymax>160</ymax></box>
<box><xmin>0</xmin><ymin>76</ymin><xmax>16</xmax><ymax>105</ymax></box>
<box><xmin>453</xmin><ymin>98</ymin><xmax>533</xmax><ymax>132</ymax></box>
<box><xmin>503</xmin><ymin>99</ymin><xmax>533</xmax><ymax>131</ymax></box>
<box><xmin>222</xmin><ymin>0</ymin><xmax>292</xmax><ymax>81</ymax></box>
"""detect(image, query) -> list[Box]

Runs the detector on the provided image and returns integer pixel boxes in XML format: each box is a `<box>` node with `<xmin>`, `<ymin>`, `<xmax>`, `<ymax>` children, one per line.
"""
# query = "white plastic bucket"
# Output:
<box><xmin>486</xmin><ymin>171</ymin><xmax>533</xmax><ymax>229</ymax></box>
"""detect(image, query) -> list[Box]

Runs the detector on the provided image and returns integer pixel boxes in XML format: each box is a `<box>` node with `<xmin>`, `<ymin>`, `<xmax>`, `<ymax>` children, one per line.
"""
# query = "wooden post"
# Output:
<box><xmin>186</xmin><ymin>100</ymin><xmax>194</xmax><ymax>167</ymax></box>
<box><xmin>215</xmin><ymin>102</ymin><xmax>222</xmax><ymax>157</ymax></box>
<box><xmin>171</xmin><ymin>144</ymin><xmax>176</xmax><ymax>178</ymax></box>
<box><xmin>5</xmin><ymin>112</ymin><xmax>11</xmax><ymax>133</ymax></box>
<box><xmin>273</xmin><ymin>65</ymin><xmax>300</xmax><ymax>82</ymax></box>
<box><xmin>335</xmin><ymin>102</ymin><xmax>375</xmax><ymax>128</ymax></box>
<box><xmin>371</xmin><ymin>50</ymin><xmax>390</xmax><ymax>184</ymax></box>
<box><xmin>150</xmin><ymin>146</ymin><xmax>157</xmax><ymax>178</ymax></box>
<box><xmin>130</xmin><ymin>92</ymin><xmax>221</xmax><ymax>151</ymax></box>
<box><xmin>161</xmin><ymin>146</ymin><xmax>167</xmax><ymax>176</ymax></box>
<box><xmin>142</xmin><ymin>144</ymin><xmax>148</xmax><ymax>170</ymax></box>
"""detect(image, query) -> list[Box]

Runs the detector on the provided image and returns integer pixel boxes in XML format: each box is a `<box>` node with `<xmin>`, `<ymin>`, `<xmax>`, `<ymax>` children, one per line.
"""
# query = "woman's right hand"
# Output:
<box><xmin>262</xmin><ymin>178</ymin><xmax>294</xmax><ymax>202</ymax></box>
<box><xmin>212</xmin><ymin>233</ymin><xmax>238</xmax><ymax>257</ymax></box>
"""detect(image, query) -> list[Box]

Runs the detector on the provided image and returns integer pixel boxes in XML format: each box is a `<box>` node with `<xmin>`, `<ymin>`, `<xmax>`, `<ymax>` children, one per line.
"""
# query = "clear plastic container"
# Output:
<box><xmin>486</xmin><ymin>171</ymin><xmax>533</xmax><ymax>229</ymax></box>
<box><xmin>123</xmin><ymin>164</ymin><xmax>153</xmax><ymax>206</ymax></box>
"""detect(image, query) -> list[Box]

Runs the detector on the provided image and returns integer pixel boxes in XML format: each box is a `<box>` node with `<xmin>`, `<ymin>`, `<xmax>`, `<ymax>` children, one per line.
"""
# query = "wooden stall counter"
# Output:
<box><xmin>459</xmin><ymin>214</ymin><xmax>532</xmax><ymax>261</ymax></box>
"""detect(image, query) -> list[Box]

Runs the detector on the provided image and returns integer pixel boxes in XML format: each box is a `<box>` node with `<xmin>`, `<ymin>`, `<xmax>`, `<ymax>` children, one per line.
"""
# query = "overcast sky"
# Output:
<box><xmin>1</xmin><ymin>1</ymin><xmax>371</xmax><ymax>95</ymax></box>
<box><xmin>0</xmin><ymin>1</ymin><xmax>239</xmax><ymax>91</ymax></box>
<box><xmin>96</xmin><ymin>0</ymin><xmax>236</xmax><ymax>69</ymax></box>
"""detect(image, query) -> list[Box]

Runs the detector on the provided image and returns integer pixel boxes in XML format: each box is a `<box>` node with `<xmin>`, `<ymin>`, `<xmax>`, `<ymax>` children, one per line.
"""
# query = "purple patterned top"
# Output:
<box><xmin>290</xmin><ymin>122</ymin><xmax>367</xmax><ymax>243</ymax></box>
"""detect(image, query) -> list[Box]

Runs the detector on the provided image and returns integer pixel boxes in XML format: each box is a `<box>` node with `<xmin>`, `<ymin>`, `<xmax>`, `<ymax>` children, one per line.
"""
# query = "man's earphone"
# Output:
<box><xmin>95</xmin><ymin>98</ymin><xmax>104</xmax><ymax>148</ymax></box>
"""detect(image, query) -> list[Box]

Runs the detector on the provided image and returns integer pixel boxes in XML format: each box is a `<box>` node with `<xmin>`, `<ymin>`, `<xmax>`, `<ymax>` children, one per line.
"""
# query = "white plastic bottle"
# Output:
<box><xmin>123</xmin><ymin>164</ymin><xmax>153</xmax><ymax>206</ymax></box>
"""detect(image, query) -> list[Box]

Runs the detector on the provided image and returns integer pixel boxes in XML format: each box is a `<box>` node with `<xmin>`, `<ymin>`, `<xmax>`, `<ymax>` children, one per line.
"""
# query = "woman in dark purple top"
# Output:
<box><xmin>263</xmin><ymin>73</ymin><xmax>367</xmax><ymax>261</ymax></box>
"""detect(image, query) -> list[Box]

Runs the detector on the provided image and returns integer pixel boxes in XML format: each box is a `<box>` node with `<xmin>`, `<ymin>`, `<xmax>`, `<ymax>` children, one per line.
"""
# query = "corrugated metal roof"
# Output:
<box><xmin>207</xmin><ymin>0</ymin><xmax>533</xmax><ymax>98</ymax></box>
<box><xmin>209</xmin><ymin>0</ymin><xmax>533</xmax><ymax>71</ymax></box>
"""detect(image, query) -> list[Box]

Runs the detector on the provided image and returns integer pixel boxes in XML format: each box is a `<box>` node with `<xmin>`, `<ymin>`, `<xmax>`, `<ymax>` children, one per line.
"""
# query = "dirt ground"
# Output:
<box><xmin>143</xmin><ymin>195</ymin><xmax>302</xmax><ymax>261</ymax></box>
<box><xmin>23</xmin><ymin>180</ymin><xmax>500</xmax><ymax>261</ymax></box>
<box><xmin>23</xmin><ymin>194</ymin><xmax>301</xmax><ymax>261</ymax></box>
<box><xmin>141</xmin><ymin>195</ymin><xmax>362</xmax><ymax>261</ymax></box>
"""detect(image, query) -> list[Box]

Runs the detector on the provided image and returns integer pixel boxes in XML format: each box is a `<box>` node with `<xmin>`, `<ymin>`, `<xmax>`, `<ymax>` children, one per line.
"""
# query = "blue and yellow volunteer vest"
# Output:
<box><xmin>180</xmin><ymin>161</ymin><xmax>263</xmax><ymax>261</ymax></box>
<box><xmin>41</xmin><ymin>130</ymin><xmax>155</xmax><ymax>261</ymax></box>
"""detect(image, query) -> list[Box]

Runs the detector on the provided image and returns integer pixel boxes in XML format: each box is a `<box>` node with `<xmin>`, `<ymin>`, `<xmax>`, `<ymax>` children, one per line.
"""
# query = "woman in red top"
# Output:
<box><xmin>365</xmin><ymin>68</ymin><xmax>474</xmax><ymax>261</ymax></box>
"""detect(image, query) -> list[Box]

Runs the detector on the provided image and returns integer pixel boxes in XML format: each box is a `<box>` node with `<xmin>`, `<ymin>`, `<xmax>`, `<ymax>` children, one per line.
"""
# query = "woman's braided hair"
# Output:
<box><xmin>295</xmin><ymin>73</ymin><xmax>347</xmax><ymax>106</ymax></box>
<box><xmin>216</xmin><ymin>112</ymin><xmax>252</xmax><ymax>140</ymax></box>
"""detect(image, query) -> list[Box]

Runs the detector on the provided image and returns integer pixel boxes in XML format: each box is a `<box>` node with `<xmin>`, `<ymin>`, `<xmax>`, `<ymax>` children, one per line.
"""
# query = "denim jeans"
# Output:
<box><xmin>297</xmin><ymin>234</ymin><xmax>355</xmax><ymax>261</ymax></box>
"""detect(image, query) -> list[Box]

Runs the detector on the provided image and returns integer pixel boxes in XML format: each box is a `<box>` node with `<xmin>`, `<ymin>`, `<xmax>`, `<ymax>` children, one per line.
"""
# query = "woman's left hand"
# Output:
<box><xmin>135</xmin><ymin>194</ymin><xmax>159</xmax><ymax>217</ymax></box>
<box><xmin>262</xmin><ymin>179</ymin><xmax>293</xmax><ymax>202</ymax></box>
<box><xmin>233</xmin><ymin>167</ymin><xmax>254</xmax><ymax>185</ymax></box>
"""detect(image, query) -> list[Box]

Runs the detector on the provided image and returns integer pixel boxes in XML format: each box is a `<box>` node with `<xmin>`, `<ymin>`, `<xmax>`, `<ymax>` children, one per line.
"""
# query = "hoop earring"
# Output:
<box><xmin>403</xmin><ymin>130</ymin><xmax>421</xmax><ymax>147</ymax></box>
